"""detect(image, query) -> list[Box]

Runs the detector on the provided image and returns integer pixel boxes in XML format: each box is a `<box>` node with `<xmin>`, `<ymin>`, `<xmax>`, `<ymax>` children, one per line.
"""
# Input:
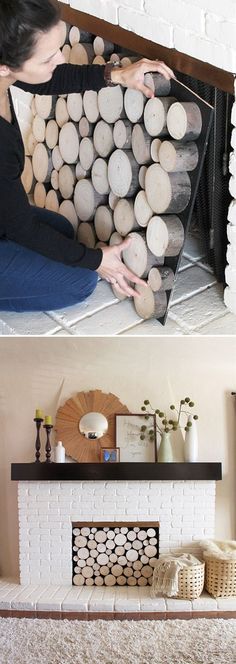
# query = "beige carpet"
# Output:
<box><xmin>0</xmin><ymin>617</ymin><xmax>236</xmax><ymax>664</ymax></box>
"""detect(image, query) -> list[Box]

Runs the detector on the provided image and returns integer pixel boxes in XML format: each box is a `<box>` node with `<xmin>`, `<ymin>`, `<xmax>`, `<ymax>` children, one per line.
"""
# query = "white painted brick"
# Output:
<box><xmin>145</xmin><ymin>0</ymin><xmax>205</xmax><ymax>34</ymax></box>
<box><xmin>70</xmin><ymin>0</ymin><xmax>118</xmax><ymax>23</ymax></box>
<box><xmin>173</xmin><ymin>27</ymin><xmax>236</xmax><ymax>72</ymax></box>
<box><xmin>118</xmin><ymin>7</ymin><xmax>173</xmax><ymax>48</ymax></box>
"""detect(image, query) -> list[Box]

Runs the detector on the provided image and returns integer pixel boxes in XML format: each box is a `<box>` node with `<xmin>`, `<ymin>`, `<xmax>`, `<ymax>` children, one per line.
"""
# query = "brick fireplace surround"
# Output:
<box><xmin>1</xmin><ymin>462</ymin><xmax>235</xmax><ymax>620</ymax></box>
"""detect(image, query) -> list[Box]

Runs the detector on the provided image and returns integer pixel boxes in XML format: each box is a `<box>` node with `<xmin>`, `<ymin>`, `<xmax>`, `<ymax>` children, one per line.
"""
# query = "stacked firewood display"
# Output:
<box><xmin>72</xmin><ymin>523</ymin><xmax>159</xmax><ymax>586</ymax></box>
<box><xmin>24</xmin><ymin>21</ymin><xmax>204</xmax><ymax>321</ymax></box>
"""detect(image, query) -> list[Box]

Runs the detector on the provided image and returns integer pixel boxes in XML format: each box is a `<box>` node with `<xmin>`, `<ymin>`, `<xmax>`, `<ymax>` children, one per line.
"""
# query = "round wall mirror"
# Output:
<box><xmin>79</xmin><ymin>412</ymin><xmax>108</xmax><ymax>440</ymax></box>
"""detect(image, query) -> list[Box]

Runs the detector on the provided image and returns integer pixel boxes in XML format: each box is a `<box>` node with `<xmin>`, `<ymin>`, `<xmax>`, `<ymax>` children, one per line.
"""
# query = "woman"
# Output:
<box><xmin>0</xmin><ymin>0</ymin><xmax>174</xmax><ymax>312</ymax></box>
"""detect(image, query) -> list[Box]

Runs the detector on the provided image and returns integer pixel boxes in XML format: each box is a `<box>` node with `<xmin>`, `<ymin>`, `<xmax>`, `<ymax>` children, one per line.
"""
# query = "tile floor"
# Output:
<box><xmin>0</xmin><ymin>579</ymin><xmax>235</xmax><ymax>617</ymax></box>
<box><xmin>0</xmin><ymin>232</ymin><xmax>235</xmax><ymax>336</ymax></box>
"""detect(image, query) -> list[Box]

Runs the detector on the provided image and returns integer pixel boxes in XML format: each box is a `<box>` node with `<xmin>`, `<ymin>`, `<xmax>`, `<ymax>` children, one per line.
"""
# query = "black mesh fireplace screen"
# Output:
<box><xmin>177</xmin><ymin>72</ymin><xmax>233</xmax><ymax>283</ymax></box>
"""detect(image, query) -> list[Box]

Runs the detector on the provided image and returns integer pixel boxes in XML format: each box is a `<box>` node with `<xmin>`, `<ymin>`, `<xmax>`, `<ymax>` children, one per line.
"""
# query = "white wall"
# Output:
<box><xmin>0</xmin><ymin>336</ymin><xmax>235</xmax><ymax>580</ymax></box>
<box><xmin>64</xmin><ymin>0</ymin><xmax>236</xmax><ymax>72</ymax></box>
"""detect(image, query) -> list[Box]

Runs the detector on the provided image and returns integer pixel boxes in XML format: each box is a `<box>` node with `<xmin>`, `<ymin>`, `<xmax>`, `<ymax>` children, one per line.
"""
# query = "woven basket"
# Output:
<box><xmin>176</xmin><ymin>562</ymin><xmax>205</xmax><ymax>600</ymax></box>
<box><xmin>204</xmin><ymin>557</ymin><xmax>236</xmax><ymax>597</ymax></box>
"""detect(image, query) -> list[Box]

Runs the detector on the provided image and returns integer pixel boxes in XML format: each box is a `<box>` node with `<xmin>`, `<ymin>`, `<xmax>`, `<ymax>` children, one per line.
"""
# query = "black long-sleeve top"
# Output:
<box><xmin>0</xmin><ymin>64</ymin><xmax>108</xmax><ymax>270</ymax></box>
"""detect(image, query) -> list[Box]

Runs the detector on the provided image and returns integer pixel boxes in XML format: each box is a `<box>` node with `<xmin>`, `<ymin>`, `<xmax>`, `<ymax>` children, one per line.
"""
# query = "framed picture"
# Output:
<box><xmin>115</xmin><ymin>414</ymin><xmax>156</xmax><ymax>462</ymax></box>
<box><xmin>101</xmin><ymin>447</ymin><xmax>120</xmax><ymax>463</ymax></box>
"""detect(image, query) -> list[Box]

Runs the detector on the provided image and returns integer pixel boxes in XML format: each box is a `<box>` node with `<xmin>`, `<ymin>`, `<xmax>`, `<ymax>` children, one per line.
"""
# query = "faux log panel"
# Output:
<box><xmin>72</xmin><ymin>522</ymin><xmax>159</xmax><ymax>586</ymax></box>
<box><xmin>28</xmin><ymin>21</ymin><xmax>214</xmax><ymax>324</ymax></box>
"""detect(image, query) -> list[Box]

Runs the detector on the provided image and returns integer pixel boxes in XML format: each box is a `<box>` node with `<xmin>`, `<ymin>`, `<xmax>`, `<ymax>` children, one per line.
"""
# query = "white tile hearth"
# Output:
<box><xmin>0</xmin><ymin>233</ymin><xmax>234</xmax><ymax>336</ymax></box>
<box><xmin>0</xmin><ymin>580</ymin><xmax>235</xmax><ymax>615</ymax></box>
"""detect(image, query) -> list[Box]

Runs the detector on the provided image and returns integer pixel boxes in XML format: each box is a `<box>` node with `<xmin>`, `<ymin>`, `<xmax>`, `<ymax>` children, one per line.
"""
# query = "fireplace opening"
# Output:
<box><xmin>170</xmin><ymin>72</ymin><xmax>233</xmax><ymax>284</ymax></box>
<box><xmin>72</xmin><ymin>522</ymin><xmax>160</xmax><ymax>587</ymax></box>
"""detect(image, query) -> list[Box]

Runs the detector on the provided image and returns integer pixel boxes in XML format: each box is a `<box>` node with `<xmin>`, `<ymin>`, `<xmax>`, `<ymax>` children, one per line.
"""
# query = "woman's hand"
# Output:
<box><xmin>96</xmin><ymin>237</ymin><xmax>147</xmax><ymax>297</ymax></box>
<box><xmin>111</xmin><ymin>57</ymin><xmax>175</xmax><ymax>98</ymax></box>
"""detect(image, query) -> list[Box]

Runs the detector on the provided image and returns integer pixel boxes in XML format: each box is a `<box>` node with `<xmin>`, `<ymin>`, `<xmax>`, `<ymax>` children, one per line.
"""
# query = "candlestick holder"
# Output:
<box><xmin>43</xmin><ymin>424</ymin><xmax>53</xmax><ymax>463</ymax></box>
<box><xmin>34</xmin><ymin>417</ymin><xmax>44</xmax><ymax>463</ymax></box>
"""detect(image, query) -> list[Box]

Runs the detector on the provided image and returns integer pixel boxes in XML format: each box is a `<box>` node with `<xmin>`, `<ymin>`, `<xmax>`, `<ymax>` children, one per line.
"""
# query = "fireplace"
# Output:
<box><xmin>17</xmin><ymin>479</ymin><xmax>216</xmax><ymax>585</ymax></box>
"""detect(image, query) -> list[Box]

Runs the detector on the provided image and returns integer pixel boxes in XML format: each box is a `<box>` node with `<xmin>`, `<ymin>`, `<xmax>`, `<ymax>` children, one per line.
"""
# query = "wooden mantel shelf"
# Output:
<box><xmin>11</xmin><ymin>462</ymin><xmax>222</xmax><ymax>481</ymax></box>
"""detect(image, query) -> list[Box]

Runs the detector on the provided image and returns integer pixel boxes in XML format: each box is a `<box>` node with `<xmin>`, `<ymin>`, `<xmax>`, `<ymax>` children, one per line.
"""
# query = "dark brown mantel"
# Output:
<box><xmin>60</xmin><ymin>2</ymin><xmax>234</xmax><ymax>94</ymax></box>
<box><xmin>11</xmin><ymin>462</ymin><xmax>222</xmax><ymax>481</ymax></box>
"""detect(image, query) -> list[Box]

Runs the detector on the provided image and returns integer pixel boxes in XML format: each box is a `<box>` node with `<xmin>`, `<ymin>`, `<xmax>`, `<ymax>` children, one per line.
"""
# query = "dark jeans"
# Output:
<box><xmin>0</xmin><ymin>208</ymin><xmax>98</xmax><ymax>312</ymax></box>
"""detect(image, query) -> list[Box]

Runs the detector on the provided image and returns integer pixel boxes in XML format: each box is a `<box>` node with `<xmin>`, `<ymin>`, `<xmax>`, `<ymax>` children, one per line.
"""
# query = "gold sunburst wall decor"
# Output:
<box><xmin>55</xmin><ymin>389</ymin><xmax>130</xmax><ymax>462</ymax></box>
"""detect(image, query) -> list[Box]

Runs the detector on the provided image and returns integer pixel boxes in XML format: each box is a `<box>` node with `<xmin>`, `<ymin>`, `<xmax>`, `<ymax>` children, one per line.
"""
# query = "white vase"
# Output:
<box><xmin>184</xmin><ymin>416</ymin><xmax>198</xmax><ymax>462</ymax></box>
<box><xmin>55</xmin><ymin>441</ymin><xmax>65</xmax><ymax>463</ymax></box>
<box><xmin>158</xmin><ymin>432</ymin><xmax>173</xmax><ymax>463</ymax></box>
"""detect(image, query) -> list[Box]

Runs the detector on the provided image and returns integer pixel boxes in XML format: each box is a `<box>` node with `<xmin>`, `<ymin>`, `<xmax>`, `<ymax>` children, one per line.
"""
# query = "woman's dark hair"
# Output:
<box><xmin>0</xmin><ymin>0</ymin><xmax>61</xmax><ymax>69</ymax></box>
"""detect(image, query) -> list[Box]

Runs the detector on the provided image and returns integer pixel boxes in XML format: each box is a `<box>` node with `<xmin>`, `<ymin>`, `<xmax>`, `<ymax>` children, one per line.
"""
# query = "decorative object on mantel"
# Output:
<box><xmin>184</xmin><ymin>415</ymin><xmax>198</xmax><ymax>462</ymax></box>
<box><xmin>55</xmin><ymin>441</ymin><xmax>65</xmax><ymax>463</ymax></box>
<box><xmin>43</xmin><ymin>416</ymin><xmax>53</xmax><ymax>463</ymax></box>
<box><xmin>200</xmin><ymin>539</ymin><xmax>236</xmax><ymax>598</ymax></box>
<box><xmin>33</xmin><ymin>409</ymin><xmax>44</xmax><ymax>463</ymax></box>
<box><xmin>55</xmin><ymin>390</ymin><xmax>129</xmax><ymax>463</ymax></box>
<box><xmin>140</xmin><ymin>397</ymin><xmax>198</xmax><ymax>462</ymax></box>
<box><xmin>79</xmin><ymin>412</ymin><xmax>108</xmax><ymax>440</ymax></box>
<box><xmin>151</xmin><ymin>553</ymin><xmax>204</xmax><ymax>599</ymax></box>
<box><xmin>101</xmin><ymin>447</ymin><xmax>120</xmax><ymax>463</ymax></box>
<box><xmin>116</xmin><ymin>414</ymin><xmax>156</xmax><ymax>462</ymax></box>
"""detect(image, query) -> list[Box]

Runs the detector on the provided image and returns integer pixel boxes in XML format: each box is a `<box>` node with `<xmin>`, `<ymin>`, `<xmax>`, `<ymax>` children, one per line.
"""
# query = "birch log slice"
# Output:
<box><xmin>32</xmin><ymin>115</ymin><xmax>46</xmax><ymax>143</ymax></box>
<box><xmin>108</xmin><ymin>191</ymin><xmax>120</xmax><ymax>211</ymax></box>
<box><xmin>59</xmin><ymin>122</ymin><xmax>80</xmax><ymax>163</ymax></box>
<box><xmin>159</xmin><ymin>140</ymin><xmax>199</xmax><ymax>172</ymax></box>
<box><xmin>134</xmin><ymin>283</ymin><xmax>167</xmax><ymax>319</ymax></box>
<box><xmin>132</xmin><ymin>124</ymin><xmax>152</xmax><ymax>165</ymax></box>
<box><xmin>93</xmin><ymin>120</ymin><xmax>114</xmax><ymax>158</ymax></box>
<box><xmin>80</xmin><ymin>137</ymin><xmax>97</xmax><ymax>171</ymax></box>
<box><xmin>52</xmin><ymin>145</ymin><xmax>64</xmax><ymax>171</ymax></box>
<box><xmin>32</xmin><ymin>143</ymin><xmax>53</xmax><ymax>183</ymax></box>
<box><xmin>76</xmin><ymin>163</ymin><xmax>88</xmax><ymax>180</ymax></box>
<box><xmin>139</xmin><ymin>165</ymin><xmax>147</xmax><ymax>189</ymax></box>
<box><xmin>58</xmin><ymin>164</ymin><xmax>76</xmax><ymax>199</ymax></box>
<box><xmin>69</xmin><ymin>43</ymin><xmax>94</xmax><ymax>65</ymax></box>
<box><xmin>93</xmin><ymin>55</ymin><xmax>106</xmax><ymax>65</ymax></box>
<box><xmin>122</xmin><ymin>231</ymin><xmax>147</xmax><ymax>277</ymax></box>
<box><xmin>124</xmin><ymin>88</ymin><xmax>144</xmax><ymax>123</ymax></box>
<box><xmin>34</xmin><ymin>182</ymin><xmax>47</xmax><ymax>207</ymax></box>
<box><xmin>79</xmin><ymin>116</ymin><xmax>94</xmax><ymax>138</ymax></box>
<box><xmin>61</xmin><ymin>44</ymin><xmax>71</xmax><ymax>64</ymax></box>
<box><xmin>91</xmin><ymin>158</ymin><xmax>110</xmax><ymax>195</ymax></box>
<box><xmin>134</xmin><ymin>190</ymin><xmax>153</xmax><ymax>227</ymax></box>
<box><xmin>83</xmin><ymin>90</ymin><xmax>100</xmax><ymax>123</ymax></box>
<box><xmin>21</xmin><ymin>156</ymin><xmax>35</xmax><ymax>194</ymax></box>
<box><xmin>144</xmin><ymin>97</ymin><xmax>176</xmax><ymax>137</ymax></box>
<box><xmin>113</xmin><ymin>119</ymin><xmax>132</xmax><ymax>149</ymax></box>
<box><xmin>74</xmin><ymin>179</ymin><xmax>107</xmax><ymax>221</ymax></box>
<box><xmin>27</xmin><ymin>132</ymin><xmax>38</xmax><ymax>156</ymax></box>
<box><xmin>51</xmin><ymin>169</ymin><xmax>59</xmax><ymax>190</ymax></box>
<box><xmin>59</xmin><ymin>200</ymin><xmax>78</xmax><ymax>234</ymax></box>
<box><xmin>148</xmin><ymin>266</ymin><xmax>175</xmax><ymax>291</ymax></box>
<box><xmin>146</xmin><ymin>214</ymin><xmax>184</xmax><ymax>257</ymax></box>
<box><xmin>144</xmin><ymin>72</ymin><xmax>171</xmax><ymax>96</ymax></box>
<box><xmin>98</xmin><ymin>86</ymin><xmax>125</xmax><ymax>123</ymax></box>
<box><xmin>151</xmin><ymin>138</ymin><xmax>162</xmax><ymax>163</ymax></box>
<box><xmin>93</xmin><ymin>36</ymin><xmax>114</xmax><ymax>56</ymax></box>
<box><xmin>108</xmin><ymin>149</ymin><xmax>139</xmax><ymax>198</ymax></box>
<box><xmin>113</xmin><ymin>199</ymin><xmax>138</xmax><ymax>236</ymax></box>
<box><xmin>34</xmin><ymin>94</ymin><xmax>56</xmax><ymax>119</ymax></box>
<box><xmin>77</xmin><ymin>221</ymin><xmax>97</xmax><ymax>248</ymax></box>
<box><xmin>145</xmin><ymin>164</ymin><xmax>191</xmax><ymax>213</ymax></box>
<box><xmin>45</xmin><ymin>119</ymin><xmax>59</xmax><ymax>150</ymax></box>
<box><xmin>69</xmin><ymin>26</ymin><xmax>93</xmax><ymax>44</ymax></box>
<box><xmin>109</xmin><ymin>231</ymin><xmax>123</xmax><ymax>246</ymax></box>
<box><xmin>55</xmin><ymin>97</ymin><xmax>69</xmax><ymax>128</ymax></box>
<box><xmin>167</xmin><ymin>101</ymin><xmax>202</xmax><ymax>140</ymax></box>
<box><xmin>94</xmin><ymin>205</ymin><xmax>114</xmax><ymax>241</ymax></box>
<box><xmin>67</xmin><ymin>93</ymin><xmax>83</xmax><ymax>122</ymax></box>
<box><xmin>45</xmin><ymin>189</ymin><xmax>60</xmax><ymax>213</ymax></box>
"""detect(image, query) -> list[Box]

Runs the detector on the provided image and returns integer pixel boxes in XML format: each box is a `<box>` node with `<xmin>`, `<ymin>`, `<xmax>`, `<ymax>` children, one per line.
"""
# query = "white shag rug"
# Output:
<box><xmin>0</xmin><ymin>618</ymin><xmax>236</xmax><ymax>664</ymax></box>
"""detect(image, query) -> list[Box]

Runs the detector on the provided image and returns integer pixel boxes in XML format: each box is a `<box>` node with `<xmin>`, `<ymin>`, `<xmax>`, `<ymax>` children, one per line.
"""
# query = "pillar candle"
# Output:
<box><xmin>35</xmin><ymin>409</ymin><xmax>43</xmax><ymax>419</ymax></box>
<box><xmin>45</xmin><ymin>415</ymin><xmax>52</xmax><ymax>425</ymax></box>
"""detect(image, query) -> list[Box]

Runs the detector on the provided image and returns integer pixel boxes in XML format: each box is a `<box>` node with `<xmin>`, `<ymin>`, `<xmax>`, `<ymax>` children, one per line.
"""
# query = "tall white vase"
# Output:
<box><xmin>184</xmin><ymin>415</ymin><xmax>198</xmax><ymax>462</ymax></box>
